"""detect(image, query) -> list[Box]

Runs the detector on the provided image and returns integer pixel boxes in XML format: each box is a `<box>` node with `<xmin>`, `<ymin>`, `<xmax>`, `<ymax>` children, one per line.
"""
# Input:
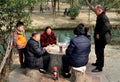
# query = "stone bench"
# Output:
<box><xmin>25</xmin><ymin>68</ymin><xmax>42</xmax><ymax>81</ymax></box>
<box><xmin>70</xmin><ymin>66</ymin><xmax>87</xmax><ymax>82</ymax></box>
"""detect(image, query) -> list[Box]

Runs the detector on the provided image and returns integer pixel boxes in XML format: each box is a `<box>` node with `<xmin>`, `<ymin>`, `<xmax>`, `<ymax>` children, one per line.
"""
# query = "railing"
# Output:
<box><xmin>0</xmin><ymin>36</ymin><xmax>13</xmax><ymax>82</ymax></box>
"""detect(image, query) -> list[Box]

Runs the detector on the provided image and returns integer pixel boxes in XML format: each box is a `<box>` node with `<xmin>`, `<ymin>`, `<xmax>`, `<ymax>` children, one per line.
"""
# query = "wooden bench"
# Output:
<box><xmin>70</xmin><ymin>66</ymin><xmax>87</xmax><ymax>82</ymax></box>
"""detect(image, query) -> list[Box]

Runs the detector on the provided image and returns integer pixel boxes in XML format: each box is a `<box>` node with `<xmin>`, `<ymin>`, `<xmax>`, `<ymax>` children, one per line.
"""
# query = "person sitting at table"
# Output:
<box><xmin>25</xmin><ymin>32</ymin><xmax>50</xmax><ymax>73</ymax></box>
<box><xmin>41</xmin><ymin>26</ymin><xmax>57</xmax><ymax>47</ymax></box>
<box><xmin>62</xmin><ymin>24</ymin><xmax>91</xmax><ymax>78</ymax></box>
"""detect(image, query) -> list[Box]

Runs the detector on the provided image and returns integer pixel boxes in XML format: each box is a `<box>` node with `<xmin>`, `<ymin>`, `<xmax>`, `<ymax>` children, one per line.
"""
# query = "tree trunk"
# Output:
<box><xmin>57</xmin><ymin>0</ymin><xmax>60</xmax><ymax>13</ymax></box>
<box><xmin>40</xmin><ymin>4</ymin><xmax>44</xmax><ymax>13</ymax></box>
<box><xmin>53</xmin><ymin>0</ymin><xmax>57</xmax><ymax>14</ymax></box>
<box><xmin>70</xmin><ymin>0</ymin><xmax>74</xmax><ymax>7</ymax></box>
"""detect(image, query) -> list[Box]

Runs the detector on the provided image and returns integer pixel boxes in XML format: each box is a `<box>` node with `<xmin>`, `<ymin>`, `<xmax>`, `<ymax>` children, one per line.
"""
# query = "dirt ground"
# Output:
<box><xmin>8</xmin><ymin>45</ymin><xmax>120</xmax><ymax>82</ymax></box>
<box><xmin>30</xmin><ymin>5</ymin><xmax>120</xmax><ymax>29</ymax></box>
<box><xmin>8</xmin><ymin>4</ymin><xmax>120</xmax><ymax>82</ymax></box>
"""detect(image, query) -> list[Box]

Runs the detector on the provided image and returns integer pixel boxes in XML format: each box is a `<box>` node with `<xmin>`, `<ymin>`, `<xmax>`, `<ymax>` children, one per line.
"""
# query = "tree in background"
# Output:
<box><xmin>27</xmin><ymin>0</ymin><xmax>37</xmax><ymax>13</ymax></box>
<box><xmin>86</xmin><ymin>0</ymin><xmax>120</xmax><ymax>12</ymax></box>
<box><xmin>36</xmin><ymin>0</ymin><xmax>46</xmax><ymax>13</ymax></box>
<box><xmin>68</xmin><ymin>0</ymin><xmax>81</xmax><ymax>20</ymax></box>
<box><xmin>0</xmin><ymin>0</ymin><xmax>35</xmax><ymax>54</ymax></box>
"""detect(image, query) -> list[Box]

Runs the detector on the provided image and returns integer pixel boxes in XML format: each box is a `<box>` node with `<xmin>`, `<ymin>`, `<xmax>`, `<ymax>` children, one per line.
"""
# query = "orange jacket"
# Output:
<box><xmin>13</xmin><ymin>31</ymin><xmax>27</xmax><ymax>49</ymax></box>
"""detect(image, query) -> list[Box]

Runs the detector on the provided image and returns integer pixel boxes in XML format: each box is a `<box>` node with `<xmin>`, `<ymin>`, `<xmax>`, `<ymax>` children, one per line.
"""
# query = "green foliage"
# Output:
<box><xmin>27</xmin><ymin>0</ymin><xmax>37</xmax><ymax>12</ymax></box>
<box><xmin>0</xmin><ymin>0</ymin><xmax>35</xmax><ymax>32</ymax></box>
<box><xmin>68</xmin><ymin>5</ymin><xmax>80</xmax><ymax>19</ymax></box>
<box><xmin>37</xmin><ymin>0</ymin><xmax>46</xmax><ymax>5</ymax></box>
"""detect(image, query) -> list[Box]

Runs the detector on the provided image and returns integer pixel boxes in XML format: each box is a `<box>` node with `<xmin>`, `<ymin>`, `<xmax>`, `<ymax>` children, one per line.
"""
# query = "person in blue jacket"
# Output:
<box><xmin>62</xmin><ymin>23</ymin><xmax>91</xmax><ymax>78</ymax></box>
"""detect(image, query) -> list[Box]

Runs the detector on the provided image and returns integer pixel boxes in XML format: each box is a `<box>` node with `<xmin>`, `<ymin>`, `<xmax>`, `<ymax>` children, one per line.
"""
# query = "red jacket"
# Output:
<box><xmin>41</xmin><ymin>31</ymin><xmax>56</xmax><ymax>47</ymax></box>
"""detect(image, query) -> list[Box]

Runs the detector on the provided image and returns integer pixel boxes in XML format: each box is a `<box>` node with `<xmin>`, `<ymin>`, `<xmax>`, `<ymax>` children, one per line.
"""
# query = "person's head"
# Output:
<box><xmin>94</xmin><ymin>5</ymin><xmax>104</xmax><ymax>16</ymax></box>
<box><xmin>16</xmin><ymin>21</ymin><xmax>24</xmax><ymax>32</ymax></box>
<box><xmin>32</xmin><ymin>32</ymin><xmax>41</xmax><ymax>41</ymax></box>
<box><xmin>74</xmin><ymin>23</ymin><xmax>85</xmax><ymax>36</ymax></box>
<box><xmin>44</xmin><ymin>26</ymin><xmax>52</xmax><ymax>35</ymax></box>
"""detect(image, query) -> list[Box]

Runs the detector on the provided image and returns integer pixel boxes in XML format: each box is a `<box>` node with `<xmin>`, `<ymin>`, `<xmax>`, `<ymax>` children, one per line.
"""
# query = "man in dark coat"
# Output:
<box><xmin>62</xmin><ymin>24</ymin><xmax>91</xmax><ymax>78</ymax></box>
<box><xmin>92</xmin><ymin>5</ymin><xmax>111</xmax><ymax>72</ymax></box>
<box><xmin>25</xmin><ymin>32</ymin><xmax>50</xmax><ymax>73</ymax></box>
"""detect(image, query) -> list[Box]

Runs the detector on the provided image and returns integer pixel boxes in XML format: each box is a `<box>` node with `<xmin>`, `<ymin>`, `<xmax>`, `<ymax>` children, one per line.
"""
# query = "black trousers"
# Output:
<box><xmin>95</xmin><ymin>39</ymin><xmax>106</xmax><ymax>70</ymax></box>
<box><xmin>42</xmin><ymin>52</ymin><xmax>50</xmax><ymax>71</ymax></box>
<box><xmin>18</xmin><ymin>48</ymin><xmax>26</xmax><ymax>66</ymax></box>
<box><xmin>62</xmin><ymin>55</ymin><xmax>71</xmax><ymax>73</ymax></box>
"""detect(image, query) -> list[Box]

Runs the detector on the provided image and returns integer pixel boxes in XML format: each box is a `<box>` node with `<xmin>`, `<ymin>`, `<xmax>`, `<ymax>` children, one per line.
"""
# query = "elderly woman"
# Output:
<box><xmin>62</xmin><ymin>24</ymin><xmax>91</xmax><ymax>78</ymax></box>
<box><xmin>41</xmin><ymin>26</ymin><xmax>57</xmax><ymax>47</ymax></box>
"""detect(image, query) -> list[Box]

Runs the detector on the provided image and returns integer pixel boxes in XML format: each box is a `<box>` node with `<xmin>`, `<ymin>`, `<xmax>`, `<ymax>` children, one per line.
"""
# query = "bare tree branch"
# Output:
<box><xmin>86</xmin><ymin>0</ymin><xmax>94</xmax><ymax>11</ymax></box>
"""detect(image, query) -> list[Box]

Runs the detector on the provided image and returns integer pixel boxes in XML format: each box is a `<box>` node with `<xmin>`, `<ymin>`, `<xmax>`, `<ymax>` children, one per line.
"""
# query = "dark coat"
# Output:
<box><xmin>66</xmin><ymin>35</ymin><xmax>91</xmax><ymax>67</ymax></box>
<box><xmin>25</xmin><ymin>38</ymin><xmax>46</xmax><ymax>69</ymax></box>
<box><xmin>94</xmin><ymin>12</ymin><xmax>111</xmax><ymax>44</ymax></box>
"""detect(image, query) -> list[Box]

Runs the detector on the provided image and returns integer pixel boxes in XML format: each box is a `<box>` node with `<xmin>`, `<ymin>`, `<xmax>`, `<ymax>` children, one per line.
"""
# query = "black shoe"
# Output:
<box><xmin>92</xmin><ymin>68</ymin><xmax>102</xmax><ymax>72</ymax></box>
<box><xmin>91</xmin><ymin>63</ymin><xmax>97</xmax><ymax>66</ymax></box>
<box><xmin>21</xmin><ymin>64</ymin><xmax>26</xmax><ymax>68</ymax></box>
<box><xmin>39</xmin><ymin>69</ymin><xmax>47</xmax><ymax>74</ymax></box>
<box><xmin>62</xmin><ymin>73</ymin><xmax>71</xmax><ymax>78</ymax></box>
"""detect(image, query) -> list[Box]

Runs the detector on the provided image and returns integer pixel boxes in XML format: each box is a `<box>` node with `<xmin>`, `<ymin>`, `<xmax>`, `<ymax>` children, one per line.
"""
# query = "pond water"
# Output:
<box><xmin>0</xmin><ymin>28</ymin><xmax>120</xmax><ymax>55</ymax></box>
<box><xmin>26</xmin><ymin>29</ymin><xmax>75</xmax><ymax>45</ymax></box>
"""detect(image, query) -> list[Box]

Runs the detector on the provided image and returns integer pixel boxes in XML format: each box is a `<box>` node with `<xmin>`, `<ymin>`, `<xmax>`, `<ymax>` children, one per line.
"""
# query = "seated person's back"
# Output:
<box><xmin>62</xmin><ymin>23</ymin><xmax>91</xmax><ymax>78</ymax></box>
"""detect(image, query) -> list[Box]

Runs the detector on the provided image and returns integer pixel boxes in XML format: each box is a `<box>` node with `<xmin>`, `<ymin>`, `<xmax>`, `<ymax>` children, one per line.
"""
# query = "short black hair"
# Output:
<box><xmin>44</xmin><ymin>26</ymin><xmax>52</xmax><ymax>32</ymax></box>
<box><xmin>74</xmin><ymin>23</ymin><xmax>85</xmax><ymax>35</ymax></box>
<box><xmin>32</xmin><ymin>32</ymin><xmax>40</xmax><ymax>37</ymax></box>
<box><xmin>16</xmin><ymin>21</ymin><xmax>24</xmax><ymax>28</ymax></box>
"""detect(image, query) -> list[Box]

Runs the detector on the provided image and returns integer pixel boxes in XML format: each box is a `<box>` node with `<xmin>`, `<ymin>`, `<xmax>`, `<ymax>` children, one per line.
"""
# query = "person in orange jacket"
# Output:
<box><xmin>13</xmin><ymin>21</ymin><xmax>27</xmax><ymax>68</ymax></box>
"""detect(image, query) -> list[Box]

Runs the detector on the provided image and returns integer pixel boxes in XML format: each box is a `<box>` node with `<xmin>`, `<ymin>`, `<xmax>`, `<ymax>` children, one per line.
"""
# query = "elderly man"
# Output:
<box><xmin>25</xmin><ymin>32</ymin><xmax>50</xmax><ymax>73</ymax></box>
<box><xmin>92</xmin><ymin>5</ymin><xmax>111</xmax><ymax>72</ymax></box>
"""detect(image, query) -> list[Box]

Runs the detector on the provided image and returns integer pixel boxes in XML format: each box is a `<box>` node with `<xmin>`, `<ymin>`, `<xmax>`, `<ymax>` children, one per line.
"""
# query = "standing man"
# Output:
<box><xmin>92</xmin><ymin>5</ymin><xmax>111</xmax><ymax>72</ymax></box>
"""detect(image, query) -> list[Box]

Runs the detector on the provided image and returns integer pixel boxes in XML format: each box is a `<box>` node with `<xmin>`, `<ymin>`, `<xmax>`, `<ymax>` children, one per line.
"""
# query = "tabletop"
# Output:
<box><xmin>46</xmin><ymin>44</ymin><xmax>67</xmax><ymax>55</ymax></box>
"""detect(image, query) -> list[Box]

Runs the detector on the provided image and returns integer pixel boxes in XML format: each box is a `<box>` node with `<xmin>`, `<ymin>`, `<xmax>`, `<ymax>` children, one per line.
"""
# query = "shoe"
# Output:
<box><xmin>92</xmin><ymin>68</ymin><xmax>102</xmax><ymax>72</ymax></box>
<box><xmin>62</xmin><ymin>73</ymin><xmax>71</xmax><ymax>78</ymax></box>
<box><xmin>91</xmin><ymin>63</ymin><xmax>97</xmax><ymax>66</ymax></box>
<box><xmin>39</xmin><ymin>69</ymin><xmax>47</xmax><ymax>74</ymax></box>
<box><xmin>21</xmin><ymin>64</ymin><xmax>26</xmax><ymax>68</ymax></box>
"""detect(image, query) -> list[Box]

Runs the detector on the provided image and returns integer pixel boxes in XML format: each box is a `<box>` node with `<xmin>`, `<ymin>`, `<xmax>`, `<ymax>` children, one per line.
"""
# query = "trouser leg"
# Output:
<box><xmin>18</xmin><ymin>49</ymin><xmax>24</xmax><ymax>66</ymax></box>
<box><xmin>62</xmin><ymin>55</ymin><xmax>71</xmax><ymax>73</ymax></box>
<box><xmin>42</xmin><ymin>53</ymin><xmax>50</xmax><ymax>71</ymax></box>
<box><xmin>95</xmin><ymin>42</ymin><xmax>105</xmax><ymax>69</ymax></box>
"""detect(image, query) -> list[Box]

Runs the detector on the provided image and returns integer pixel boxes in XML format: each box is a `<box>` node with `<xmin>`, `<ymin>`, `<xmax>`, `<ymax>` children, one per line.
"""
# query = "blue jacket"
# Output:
<box><xmin>66</xmin><ymin>35</ymin><xmax>91</xmax><ymax>67</ymax></box>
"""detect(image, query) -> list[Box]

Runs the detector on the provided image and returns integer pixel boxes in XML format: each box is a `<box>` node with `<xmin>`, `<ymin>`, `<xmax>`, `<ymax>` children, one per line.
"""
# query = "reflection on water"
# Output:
<box><xmin>26</xmin><ymin>29</ymin><xmax>74</xmax><ymax>45</ymax></box>
<box><xmin>55</xmin><ymin>30</ymin><xmax>74</xmax><ymax>45</ymax></box>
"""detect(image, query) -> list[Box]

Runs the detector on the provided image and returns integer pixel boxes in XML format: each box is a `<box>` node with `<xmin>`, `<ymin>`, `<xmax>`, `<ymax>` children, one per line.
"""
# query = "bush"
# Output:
<box><xmin>68</xmin><ymin>6</ymin><xmax>80</xmax><ymax>19</ymax></box>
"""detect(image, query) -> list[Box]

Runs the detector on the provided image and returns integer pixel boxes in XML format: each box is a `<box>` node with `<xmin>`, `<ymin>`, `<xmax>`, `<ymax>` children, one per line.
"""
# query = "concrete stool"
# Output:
<box><xmin>25</xmin><ymin>68</ymin><xmax>42</xmax><ymax>81</ymax></box>
<box><xmin>70</xmin><ymin>66</ymin><xmax>86</xmax><ymax>82</ymax></box>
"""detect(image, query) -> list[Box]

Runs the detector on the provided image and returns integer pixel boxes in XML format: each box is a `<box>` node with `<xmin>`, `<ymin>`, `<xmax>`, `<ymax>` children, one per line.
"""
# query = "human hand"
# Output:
<box><xmin>96</xmin><ymin>34</ymin><xmax>99</xmax><ymax>39</ymax></box>
<box><xmin>43</xmin><ymin>47</ymin><xmax>49</xmax><ymax>51</ymax></box>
